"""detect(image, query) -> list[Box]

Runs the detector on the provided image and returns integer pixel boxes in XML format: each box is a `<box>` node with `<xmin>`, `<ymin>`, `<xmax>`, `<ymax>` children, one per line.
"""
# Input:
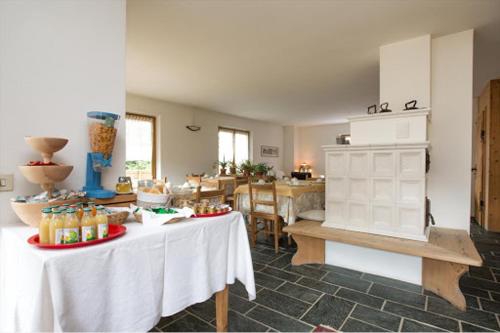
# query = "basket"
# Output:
<box><xmin>107</xmin><ymin>210</ymin><xmax>130</xmax><ymax>225</ymax></box>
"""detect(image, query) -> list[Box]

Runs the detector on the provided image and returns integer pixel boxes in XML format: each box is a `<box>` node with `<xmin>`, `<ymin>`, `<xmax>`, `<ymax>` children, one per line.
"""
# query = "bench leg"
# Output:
<box><xmin>422</xmin><ymin>258</ymin><xmax>468</xmax><ymax>311</ymax></box>
<box><xmin>291</xmin><ymin>234</ymin><xmax>325</xmax><ymax>265</ymax></box>
<box><xmin>215</xmin><ymin>285</ymin><xmax>229</xmax><ymax>332</ymax></box>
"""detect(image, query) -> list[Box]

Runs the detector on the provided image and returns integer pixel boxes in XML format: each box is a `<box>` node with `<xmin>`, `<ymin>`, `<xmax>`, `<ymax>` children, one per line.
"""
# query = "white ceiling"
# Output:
<box><xmin>126</xmin><ymin>0</ymin><xmax>500</xmax><ymax>125</ymax></box>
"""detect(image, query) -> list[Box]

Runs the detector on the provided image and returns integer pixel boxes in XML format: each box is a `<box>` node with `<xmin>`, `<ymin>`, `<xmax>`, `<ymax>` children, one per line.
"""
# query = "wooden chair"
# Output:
<box><xmin>194</xmin><ymin>186</ymin><xmax>226</xmax><ymax>204</ymax></box>
<box><xmin>186</xmin><ymin>175</ymin><xmax>202</xmax><ymax>186</ymax></box>
<box><xmin>248</xmin><ymin>181</ymin><xmax>284</xmax><ymax>254</ymax></box>
<box><xmin>226</xmin><ymin>177</ymin><xmax>249</xmax><ymax>209</ymax></box>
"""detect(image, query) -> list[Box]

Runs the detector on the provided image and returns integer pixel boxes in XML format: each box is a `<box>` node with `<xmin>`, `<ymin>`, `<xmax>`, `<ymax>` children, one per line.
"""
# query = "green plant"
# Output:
<box><xmin>125</xmin><ymin>160</ymin><xmax>151</xmax><ymax>171</ymax></box>
<box><xmin>238</xmin><ymin>160</ymin><xmax>254</xmax><ymax>175</ymax></box>
<box><xmin>214</xmin><ymin>159</ymin><xmax>229</xmax><ymax>169</ymax></box>
<box><xmin>254</xmin><ymin>162</ymin><xmax>271</xmax><ymax>174</ymax></box>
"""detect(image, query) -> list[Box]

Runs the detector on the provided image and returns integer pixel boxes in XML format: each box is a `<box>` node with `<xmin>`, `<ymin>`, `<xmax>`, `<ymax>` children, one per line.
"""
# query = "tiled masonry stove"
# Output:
<box><xmin>322</xmin><ymin>109</ymin><xmax>430</xmax><ymax>241</ymax></box>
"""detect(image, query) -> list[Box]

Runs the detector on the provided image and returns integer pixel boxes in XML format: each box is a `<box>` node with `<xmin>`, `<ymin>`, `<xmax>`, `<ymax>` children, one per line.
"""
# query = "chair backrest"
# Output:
<box><xmin>248</xmin><ymin>181</ymin><xmax>278</xmax><ymax>217</ymax></box>
<box><xmin>195</xmin><ymin>186</ymin><xmax>226</xmax><ymax>204</ymax></box>
<box><xmin>231</xmin><ymin>177</ymin><xmax>248</xmax><ymax>195</ymax></box>
<box><xmin>186</xmin><ymin>175</ymin><xmax>202</xmax><ymax>186</ymax></box>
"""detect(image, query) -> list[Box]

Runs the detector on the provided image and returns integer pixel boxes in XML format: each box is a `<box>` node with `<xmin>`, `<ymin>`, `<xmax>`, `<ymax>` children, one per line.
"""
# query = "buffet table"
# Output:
<box><xmin>0</xmin><ymin>212</ymin><xmax>255</xmax><ymax>332</ymax></box>
<box><xmin>234</xmin><ymin>181</ymin><xmax>325</xmax><ymax>224</ymax></box>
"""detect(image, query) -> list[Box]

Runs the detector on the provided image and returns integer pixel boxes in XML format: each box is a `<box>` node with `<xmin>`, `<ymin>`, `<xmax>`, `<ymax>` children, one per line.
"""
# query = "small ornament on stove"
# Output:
<box><xmin>379</xmin><ymin>102</ymin><xmax>392</xmax><ymax>113</ymax></box>
<box><xmin>404</xmin><ymin>100</ymin><xmax>418</xmax><ymax>111</ymax></box>
<box><xmin>367</xmin><ymin>104</ymin><xmax>377</xmax><ymax>114</ymax></box>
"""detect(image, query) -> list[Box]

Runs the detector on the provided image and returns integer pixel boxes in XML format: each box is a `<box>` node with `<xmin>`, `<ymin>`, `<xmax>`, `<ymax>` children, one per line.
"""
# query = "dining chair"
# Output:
<box><xmin>248</xmin><ymin>181</ymin><xmax>284</xmax><ymax>254</ymax></box>
<box><xmin>186</xmin><ymin>175</ymin><xmax>202</xmax><ymax>186</ymax></box>
<box><xmin>194</xmin><ymin>186</ymin><xmax>226</xmax><ymax>204</ymax></box>
<box><xmin>226</xmin><ymin>177</ymin><xmax>249</xmax><ymax>209</ymax></box>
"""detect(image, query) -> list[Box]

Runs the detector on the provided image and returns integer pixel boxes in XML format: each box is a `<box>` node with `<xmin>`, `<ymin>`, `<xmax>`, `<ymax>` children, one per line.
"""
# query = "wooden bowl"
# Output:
<box><xmin>11</xmin><ymin>199</ymin><xmax>81</xmax><ymax>227</ymax></box>
<box><xmin>18</xmin><ymin>165</ymin><xmax>73</xmax><ymax>184</ymax></box>
<box><xmin>24</xmin><ymin>137</ymin><xmax>68</xmax><ymax>162</ymax></box>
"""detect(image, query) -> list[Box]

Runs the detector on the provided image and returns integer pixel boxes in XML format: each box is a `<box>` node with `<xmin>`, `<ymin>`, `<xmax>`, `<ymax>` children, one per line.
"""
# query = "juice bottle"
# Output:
<box><xmin>95</xmin><ymin>206</ymin><xmax>109</xmax><ymax>239</ymax></box>
<box><xmin>88</xmin><ymin>201</ymin><xmax>97</xmax><ymax>217</ymax></box>
<box><xmin>39</xmin><ymin>208</ymin><xmax>52</xmax><ymax>244</ymax></box>
<box><xmin>49</xmin><ymin>210</ymin><xmax>64</xmax><ymax>245</ymax></box>
<box><xmin>63</xmin><ymin>208</ymin><xmax>80</xmax><ymax>244</ymax></box>
<box><xmin>81</xmin><ymin>208</ymin><xmax>97</xmax><ymax>242</ymax></box>
<box><xmin>76</xmin><ymin>202</ymin><xmax>84</xmax><ymax>220</ymax></box>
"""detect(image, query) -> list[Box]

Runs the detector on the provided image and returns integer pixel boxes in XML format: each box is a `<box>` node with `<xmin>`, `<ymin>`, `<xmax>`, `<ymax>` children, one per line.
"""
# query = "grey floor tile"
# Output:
<box><xmin>308</xmin><ymin>264</ymin><xmax>364</xmax><ymax>278</ymax></box>
<box><xmin>276</xmin><ymin>282</ymin><xmax>322</xmax><ymax>304</ymax></box>
<box><xmin>149</xmin><ymin>326</ymin><xmax>161</xmax><ymax>332</ymax></box>
<box><xmin>460</xmin><ymin>285</ymin><xmax>491</xmax><ymax>299</ymax></box>
<box><xmin>187</xmin><ymin>300</ymin><xmax>215</xmax><ymax>322</ymax></box>
<box><xmin>156</xmin><ymin>311</ymin><xmax>188</xmax><ymax>329</ymax></box>
<box><xmin>369</xmin><ymin>283</ymin><xmax>426</xmax><ymax>309</ymax></box>
<box><xmin>267</xmin><ymin>253</ymin><xmax>294</xmax><ymax>269</ymax></box>
<box><xmin>427</xmin><ymin>296</ymin><xmax>500</xmax><ymax>330</ymax></box>
<box><xmin>322</xmin><ymin>271</ymin><xmax>371</xmax><ymax>292</ymax></box>
<box><xmin>336</xmin><ymin>288</ymin><xmax>385</xmax><ymax>309</ymax></box>
<box><xmin>229</xmin><ymin>280</ymin><xmax>261</xmax><ymax>298</ymax></box>
<box><xmin>461</xmin><ymin>276</ymin><xmax>500</xmax><ymax>293</ymax></box>
<box><xmin>254</xmin><ymin>288</ymin><xmax>310</xmax><ymax>318</ymax></box>
<box><xmin>461</xmin><ymin>321</ymin><xmax>495</xmax><ymax>332</ymax></box>
<box><xmin>469</xmin><ymin>266</ymin><xmax>495</xmax><ymax>281</ymax></box>
<box><xmin>227</xmin><ymin>310</ymin><xmax>268</xmax><ymax>332</ymax></box>
<box><xmin>162</xmin><ymin>314</ymin><xmax>215</xmax><ymax>332</ymax></box>
<box><xmin>383</xmin><ymin>301</ymin><xmax>459</xmax><ymax>331</ymax></box>
<box><xmin>253</xmin><ymin>262</ymin><xmax>266</xmax><ymax>272</ymax></box>
<box><xmin>350</xmin><ymin>304</ymin><xmax>401</xmax><ymax>331</ymax></box>
<box><xmin>465</xmin><ymin>295</ymin><xmax>480</xmax><ymax>309</ymax></box>
<box><xmin>480</xmin><ymin>298</ymin><xmax>500</xmax><ymax>314</ymax></box>
<box><xmin>229</xmin><ymin>293</ymin><xmax>256</xmax><ymax>314</ymax></box>
<box><xmin>301</xmin><ymin>294</ymin><xmax>355</xmax><ymax>329</ymax></box>
<box><xmin>260</xmin><ymin>266</ymin><xmax>301</xmax><ymax>282</ymax></box>
<box><xmin>297</xmin><ymin>277</ymin><xmax>339</xmax><ymax>295</ymax></box>
<box><xmin>254</xmin><ymin>272</ymin><xmax>285</xmax><ymax>289</ymax></box>
<box><xmin>251</xmin><ymin>251</ymin><xmax>277</xmax><ymax>265</ymax></box>
<box><xmin>284</xmin><ymin>264</ymin><xmax>328</xmax><ymax>280</ymax></box>
<box><xmin>362</xmin><ymin>273</ymin><xmax>422</xmax><ymax>293</ymax></box>
<box><xmin>490</xmin><ymin>291</ymin><xmax>500</xmax><ymax>302</ymax></box>
<box><xmin>341</xmin><ymin>318</ymin><xmax>387</xmax><ymax>332</ymax></box>
<box><xmin>247</xmin><ymin>306</ymin><xmax>313</xmax><ymax>332</ymax></box>
<box><xmin>401</xmin><ymin>319</ymin><xmax>445</xmax><ymax>332</ymax></box>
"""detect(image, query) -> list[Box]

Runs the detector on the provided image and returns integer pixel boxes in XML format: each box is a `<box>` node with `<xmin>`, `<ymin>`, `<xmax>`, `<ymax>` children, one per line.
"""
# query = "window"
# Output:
<box><xmin>125</xmin><ymin>113</ymin><xmax>156</xmax><ymax>185</ymax></box>
<box><xmin>218</xmin><ymin>127</ymin><xmax>250</xmax><ymax>165</ymax></box>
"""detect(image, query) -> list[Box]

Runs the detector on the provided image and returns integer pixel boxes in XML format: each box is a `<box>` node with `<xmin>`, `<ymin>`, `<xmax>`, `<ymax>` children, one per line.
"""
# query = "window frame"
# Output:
<box><xmin>218</xmin><ymin>126</ymin><xmax>251</xmax><ymax>164</ymax></box>
<box><xmin>125</xmin><ymin>112</ymin><xmax>157</xmax><ymax>179</ymax></box>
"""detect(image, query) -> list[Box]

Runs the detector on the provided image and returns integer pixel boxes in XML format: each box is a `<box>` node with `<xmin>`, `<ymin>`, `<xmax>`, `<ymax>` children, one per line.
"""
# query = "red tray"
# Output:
<box><xmin>27</xmin><ymin>224</ymin><xmax>127</xmax><ymax>249</ymax></box>
<box><xmin>192</xmin><ymin>208</ymin><xmax>232</xmax><ymax>218</ymax></box>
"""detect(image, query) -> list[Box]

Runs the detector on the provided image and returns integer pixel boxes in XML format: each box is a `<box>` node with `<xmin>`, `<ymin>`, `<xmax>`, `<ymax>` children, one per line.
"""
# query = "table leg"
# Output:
<box><xmin>215</xmin><ymin>285</ymin><xmax>229</xmax><ymax>332</ymax></box>
<box><xmin>291</xmin><ymin>234</ymin><xmax>325</xmax><ymax>265</ymax></box>
<box><xmin>422</xmin><ymin>258</ymin><xmax>468</xmax><ymax>311</ymax></box>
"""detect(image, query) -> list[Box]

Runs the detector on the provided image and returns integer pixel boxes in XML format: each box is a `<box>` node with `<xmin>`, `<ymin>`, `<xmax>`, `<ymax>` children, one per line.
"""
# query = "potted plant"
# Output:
<box><xmin>229</xmin><ymin>161</ymin><xmax>237</xmax><ymax>175</ymax></box>
<box><xmin>254</xmin><ymin>163</ymin><xmax>270</xmax><ymax>178</ymax></box>
<box><xmin>238</xmin><ymin>160</ymin><xmax>254</xmax><ymax>177</ymax></box>
<box><xmin>215</xmin><ymin>159</ymin><xmax>228</xmax><ymax>176</ymax></box>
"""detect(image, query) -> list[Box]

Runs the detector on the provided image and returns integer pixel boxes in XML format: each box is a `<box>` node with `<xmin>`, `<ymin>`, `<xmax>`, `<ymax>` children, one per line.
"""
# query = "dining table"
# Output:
<box><xmin>234</xmin><ymin>180</ymin><xmax>325</xmax><ymax>224</ymax></box>
<box><xmin>0</xmin><ymin>211</ymin><xmax>255</xmax><ymax>332</ymax></box>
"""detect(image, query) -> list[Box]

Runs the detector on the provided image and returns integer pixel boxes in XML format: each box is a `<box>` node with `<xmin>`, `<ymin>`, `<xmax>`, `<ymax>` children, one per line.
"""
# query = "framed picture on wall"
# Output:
<box><xmin>261</xmin><ymin>145</ymin><xmax>279</xmax><ymax>157</ymax></box>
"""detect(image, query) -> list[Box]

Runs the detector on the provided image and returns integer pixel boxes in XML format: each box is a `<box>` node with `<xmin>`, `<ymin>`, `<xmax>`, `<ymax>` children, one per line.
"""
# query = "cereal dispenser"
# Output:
<box><xmin>83</xmin><ymin>111</ymin><xmax>120</xmax><ymax>198</ymax></box>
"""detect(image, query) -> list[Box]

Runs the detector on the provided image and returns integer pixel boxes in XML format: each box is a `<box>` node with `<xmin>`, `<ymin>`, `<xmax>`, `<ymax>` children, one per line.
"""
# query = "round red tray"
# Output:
<box><xmin>27</xmin><ymin>224</ymin><xmax>127</xmax><ymax>249</ymax></box>
<box><xmin>192</xmin><ymin>208</ymin><xmax>232</xmax><ymax>218</ymax></box>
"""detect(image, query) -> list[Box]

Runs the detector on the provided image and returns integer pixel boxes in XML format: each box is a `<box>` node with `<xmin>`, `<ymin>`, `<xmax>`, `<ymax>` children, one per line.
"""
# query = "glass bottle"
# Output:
<box><xmin>81</xmin><ymin>208</ymin><xmax>97</xmax><ymax>242</ymax></box>
<box><xmin>49</xmin><ymin>210</ymin><xmax>64</xmax><ymax>245</ymax></box>
<box><xmin>39</xmin><ymin>208</ymin><xmax>52</xmax><ymax>244</ymax></box>
<box><xmin>63</xmin><ymin>208</ymin><xmax>80</xmax><ymax>244</ymax></box>
<box><xmin>95</xmin><ymin>206</ymin><xmax>109</xmax><ymax>239</ymax></box>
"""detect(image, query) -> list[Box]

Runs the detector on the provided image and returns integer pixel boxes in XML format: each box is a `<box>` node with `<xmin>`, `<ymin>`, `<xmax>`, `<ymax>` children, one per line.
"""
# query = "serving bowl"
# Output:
<box><xmin>11</xmin><ymin>199</ymin><xmax>80</xmax><ymax>227</ymax></box>
<box><xmin>24</xmin><ymin>137</ymin><xmax>68</xmax><ymax>163</ymax></box>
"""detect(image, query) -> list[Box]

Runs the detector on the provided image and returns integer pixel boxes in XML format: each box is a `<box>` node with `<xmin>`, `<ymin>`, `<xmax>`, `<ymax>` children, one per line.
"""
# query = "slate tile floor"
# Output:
<box><xmin>151</xmin><ymin>221</ymin><xmax>500</xmax><ymax>332</ymax></box>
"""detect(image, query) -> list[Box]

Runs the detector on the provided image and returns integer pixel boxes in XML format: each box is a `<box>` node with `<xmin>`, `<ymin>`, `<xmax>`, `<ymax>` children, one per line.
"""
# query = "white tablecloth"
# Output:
<box><xmin>0</xmin><ymin>212</ymin><xmax>255</xmax><ymax>332</ymax></box>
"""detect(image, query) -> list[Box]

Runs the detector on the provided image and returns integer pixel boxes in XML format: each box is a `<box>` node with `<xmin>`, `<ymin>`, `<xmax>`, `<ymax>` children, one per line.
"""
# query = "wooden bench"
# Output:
<box><xmin>283</xmin><ymin>220</ymin><xmax>483</xmax><ymax>311</ymax></box>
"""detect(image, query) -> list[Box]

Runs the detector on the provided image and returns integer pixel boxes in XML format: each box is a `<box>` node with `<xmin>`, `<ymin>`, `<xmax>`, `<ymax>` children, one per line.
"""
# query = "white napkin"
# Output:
<box><xmin>131</xmin><ymin>205</ymin><xmax>194</xmax><ymax>227</ymax></box>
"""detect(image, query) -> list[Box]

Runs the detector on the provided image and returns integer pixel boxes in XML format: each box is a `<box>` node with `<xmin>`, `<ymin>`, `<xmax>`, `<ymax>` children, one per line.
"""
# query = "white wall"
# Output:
<box><xmin>282</xmin><ymin>126</ymin><xmax>298</xmax><ymax>176</ymax></box>
<box><xmin>0</xmin><ymin>0</ymin><xmax>126</xmax><ymax>225</ymax></box>
<box><xmin>428</xmin><ymin>30</ymin><xmax>474</xmax><ymax>231</ymax></box>
<box><xmin>296</xmin><ymin>123</ymin><xmax>350</xmax><ymax>177</ymax></box>
<box><xmin>380</xmin><ymin>35</ymin><xmax>431</xmax><ymax>110</ymax></box>
<box><xmin>126</xmin><ymin>93</ymin><xmax>284</xmax><ymax>185</ymax></box>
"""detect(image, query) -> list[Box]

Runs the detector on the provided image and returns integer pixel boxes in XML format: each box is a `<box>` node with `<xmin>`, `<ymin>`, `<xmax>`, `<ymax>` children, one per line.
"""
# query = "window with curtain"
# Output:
<box><xmin>218</xmin><ymin>127</ymin><xmax>250</xmax><ymax>166</ymax></box>
<box><xmin>125</xmin><ymin>113</ymin><xmax>156</xmax><ymax>186</ymax></box>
